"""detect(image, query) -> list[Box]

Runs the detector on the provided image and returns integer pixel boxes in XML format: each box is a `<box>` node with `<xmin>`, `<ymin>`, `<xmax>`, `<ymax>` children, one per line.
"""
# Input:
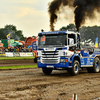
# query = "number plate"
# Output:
<box><xmin>47</xmin><ymin>66</ymin><xmax>54</xmax><ymax>68</ymax></box>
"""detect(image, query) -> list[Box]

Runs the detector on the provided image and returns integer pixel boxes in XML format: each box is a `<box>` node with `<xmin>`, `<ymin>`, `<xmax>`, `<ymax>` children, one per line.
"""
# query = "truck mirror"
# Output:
<box><xmin>69</xmin><ymin>38</ymin><xmax>74</xmax><ymax>45</ymax></box>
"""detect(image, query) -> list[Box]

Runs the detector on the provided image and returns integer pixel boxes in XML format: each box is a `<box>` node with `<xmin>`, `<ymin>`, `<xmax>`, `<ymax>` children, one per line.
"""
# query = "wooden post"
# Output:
<box><xmin>72</xmin><ymin>93</ymin><xmax>77</xmax><ymax>100</ymax></box>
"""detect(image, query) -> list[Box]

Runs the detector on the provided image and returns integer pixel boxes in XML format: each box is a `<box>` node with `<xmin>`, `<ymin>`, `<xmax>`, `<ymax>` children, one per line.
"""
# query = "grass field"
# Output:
<box><xmin>0</xmin><ymin>64</ymin><xmax>37</xmax><ymax>70</ymax></box>
<box><xmin>0</xmin><ymin>56</ymin><xmax>35</xmax><ymax>60</ymax></box>
<box><xmin>0</xmin><ymin>56</ymin><xmax>37</xmax><ymax>70</ymax></box>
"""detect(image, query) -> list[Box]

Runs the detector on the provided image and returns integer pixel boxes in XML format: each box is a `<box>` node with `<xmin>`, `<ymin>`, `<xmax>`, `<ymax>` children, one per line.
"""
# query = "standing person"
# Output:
<box><xmin>16</xmin><ymin>47</ymin><xmax>19</xmax><ymax>52</ymax></box>
<box><xmin>14</xmin><ymin>47</ymin><xmax>16</xmax><ymax>52</ymax></box>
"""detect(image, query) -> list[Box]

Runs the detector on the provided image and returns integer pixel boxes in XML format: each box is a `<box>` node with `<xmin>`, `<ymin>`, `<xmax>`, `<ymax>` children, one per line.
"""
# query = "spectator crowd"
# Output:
<box><xmin>0</xmin><ymin>46</ymin><xmax>32</xmax><ymax>53</ymax></box>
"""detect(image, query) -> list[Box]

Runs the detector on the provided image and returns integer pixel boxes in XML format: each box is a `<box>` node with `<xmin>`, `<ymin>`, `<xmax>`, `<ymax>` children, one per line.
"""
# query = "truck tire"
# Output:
<box><xmin>87</xmin><ymin>57</ymin><xmax>100</xmax><ymax>73</ymax></box>
<box><xmin>69</xmin><ymin>60</ymin><xmax>80</xmax><ymax>76</ymax></box>
<box><xmin>93</xmin><ymin>57</ymin><xmax>100</xmax><ymax>72</ymax></box>
<box><xmin>34</xmin><ymin>57</ymin><xmax>37</xmax><ymax>63</ymax></box>
<box><xmin>42</xmin><ymin>68</ymin><xmax>52</xmax><ymax>75</ymax></box>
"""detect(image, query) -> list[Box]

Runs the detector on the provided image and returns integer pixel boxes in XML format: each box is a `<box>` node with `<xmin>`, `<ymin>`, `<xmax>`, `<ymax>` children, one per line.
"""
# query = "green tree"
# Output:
<box><xmin>4</xmin><ymin>25</ymin><xmax>17</xmax><ymax>32</ymax></box>
<box><xmin>0</xmin><ymin>24</ymin><xmax>26</xmax><ymax>41</ymax></box>
<box><xmin>60</xmin><ymin>24</ymin><xmax>76</xmax><ymax>31</ymax></box>
<box><xmin>80</xmin><ymin>25</ymin><xmax>100</xmax><ymax>43</ymax></box>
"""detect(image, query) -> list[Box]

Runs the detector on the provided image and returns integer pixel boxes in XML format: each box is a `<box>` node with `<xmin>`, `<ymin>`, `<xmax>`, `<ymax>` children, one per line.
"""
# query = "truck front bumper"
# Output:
<box><xmin>37</xmin><ymin>62</ymin><xmax>72</xmax><ymax>69</ymax></box>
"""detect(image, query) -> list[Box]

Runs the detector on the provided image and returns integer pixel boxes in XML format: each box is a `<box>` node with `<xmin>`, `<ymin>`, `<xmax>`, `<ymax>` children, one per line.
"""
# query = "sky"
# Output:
<box><xmin>0</xmin><ymin>0</ymin><xmax>100</xmax><ymax>38</ymax></box>
<box><xmin>0</xmin><ymin>0</ymin><xmax>52</xmax><ymax>37</ymax></box>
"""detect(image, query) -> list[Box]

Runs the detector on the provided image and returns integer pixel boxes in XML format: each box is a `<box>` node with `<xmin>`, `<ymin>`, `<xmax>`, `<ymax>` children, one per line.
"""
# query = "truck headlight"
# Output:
<box><xmin>60</xmin><ymin>59</ymin><xmax>68</xmax><ymax>62</ymax></box>
<box><xmin>60</xmin><ymin>59</ymin><xmax>65</xmax><ymax>62</ymax></box>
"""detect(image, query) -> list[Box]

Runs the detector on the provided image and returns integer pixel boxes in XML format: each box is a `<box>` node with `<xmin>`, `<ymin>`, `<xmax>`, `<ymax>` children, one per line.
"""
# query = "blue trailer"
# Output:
<box><xmin>37</xmin><ymin>30</ymin><xmax>100</xmax><ymax>76</ymax></box>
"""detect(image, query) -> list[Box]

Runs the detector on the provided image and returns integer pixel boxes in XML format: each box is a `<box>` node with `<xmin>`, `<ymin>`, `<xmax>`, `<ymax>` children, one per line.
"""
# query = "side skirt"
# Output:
<box><xmin>81</xmin><ymin>65</ymin><xmax>93</xmax><ymax>67</ymax></box>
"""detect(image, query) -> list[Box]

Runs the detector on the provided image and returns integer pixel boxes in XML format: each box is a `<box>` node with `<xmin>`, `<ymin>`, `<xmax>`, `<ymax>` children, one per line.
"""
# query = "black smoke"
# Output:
<box><xmin>74</xmin><ymin>0</ymin><xmax>100</xmax><ymax>31</ymax></box>
<box><xmin>48</xmin><ymin>0</ymin><xmax>100</xmax><ymax>31</ymax></box>
<box><xmin>48</xmin><ymin>0</ymin><xmax>74</xmax><ymax>31</ymax></box>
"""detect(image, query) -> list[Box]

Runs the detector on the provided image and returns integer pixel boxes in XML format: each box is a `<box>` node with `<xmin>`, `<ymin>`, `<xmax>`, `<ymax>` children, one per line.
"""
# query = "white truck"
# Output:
<box><xmin>37</xmin><ymin>30</ymin><xmax>100</xmax><ymax>76</ymax></box>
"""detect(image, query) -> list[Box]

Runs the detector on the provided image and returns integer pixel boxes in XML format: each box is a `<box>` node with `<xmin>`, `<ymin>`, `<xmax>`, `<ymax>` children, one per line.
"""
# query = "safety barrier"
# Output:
<box><xmin>0</xmin><ymin>52</ymin><xmax>33</xmax><ymax>57</ymax></box>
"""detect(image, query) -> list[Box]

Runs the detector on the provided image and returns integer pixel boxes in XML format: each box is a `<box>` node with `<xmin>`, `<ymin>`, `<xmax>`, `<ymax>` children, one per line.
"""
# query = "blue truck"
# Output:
<box><xmin>37</xmin><ymin>30</ymin><xmax>100</xmax><ymax>76</ymax></box>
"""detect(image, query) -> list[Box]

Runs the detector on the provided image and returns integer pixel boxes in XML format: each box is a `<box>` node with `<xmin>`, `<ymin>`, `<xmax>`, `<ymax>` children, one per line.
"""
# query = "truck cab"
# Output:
<box><xmin>37</xmin><ymin>30</ymin><xmax>100</xmax><ymax>76</ymax></box>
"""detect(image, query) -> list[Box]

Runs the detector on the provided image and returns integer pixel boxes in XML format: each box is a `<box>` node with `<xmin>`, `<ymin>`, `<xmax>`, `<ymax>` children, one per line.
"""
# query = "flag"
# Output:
<box><xmin>95</xmin><ymin>37</ymin><xmax>98</xmax><ymax>48</ymax></box>
<box><xmin>6</xmin><ymin>33</ymin><xmax>11</xmax><ymax>46</ymax></box>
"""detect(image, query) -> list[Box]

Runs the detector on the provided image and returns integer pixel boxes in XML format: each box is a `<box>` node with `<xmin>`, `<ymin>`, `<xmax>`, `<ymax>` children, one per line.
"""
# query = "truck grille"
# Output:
<box><xmin>42</xmin><ymin>51</ymin><xmax>59</xmax><ymax>64</ymax></box>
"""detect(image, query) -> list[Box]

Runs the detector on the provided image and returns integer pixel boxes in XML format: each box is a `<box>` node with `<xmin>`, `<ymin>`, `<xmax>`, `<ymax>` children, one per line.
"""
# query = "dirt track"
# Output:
<box><xmin>0</xmin><ymin>67</ymin><xmax>100</xmax><ymax>100</ymax></box>
<box><xmin>0</xmin><ymin>59</ymin><xmax>35</xmax><ymax>66</ymax></box>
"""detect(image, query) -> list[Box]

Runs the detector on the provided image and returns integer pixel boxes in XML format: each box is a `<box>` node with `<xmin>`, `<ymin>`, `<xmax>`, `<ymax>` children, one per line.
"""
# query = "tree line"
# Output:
<box><xmin>0</xmin><ymin>24</ymin><xmax>100</xmax><ymax>43</ymax></box>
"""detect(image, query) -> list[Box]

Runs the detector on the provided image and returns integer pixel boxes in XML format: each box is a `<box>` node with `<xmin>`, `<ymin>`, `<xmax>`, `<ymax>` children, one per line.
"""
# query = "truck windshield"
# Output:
<box><xmin>38</xmin><ymin>34</ymin><xmax>67</xmax><ymax>47</ymax></box>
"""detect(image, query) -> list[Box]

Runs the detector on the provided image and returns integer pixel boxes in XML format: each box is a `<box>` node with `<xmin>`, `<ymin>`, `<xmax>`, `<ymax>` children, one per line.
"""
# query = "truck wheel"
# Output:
<box><xmin>93</xmin><ymin>57</ymin><xmax>100</xmax><ymax>73</ymax></box>
<box><xmin>34</xmin><ymin>57</ymin><xmax>37</xmax><ymax>63</ymax></box>
<box><xmin>87</xmin><ymin>57</ymin><xmax>100</xmax><ymax>73</ymax></box>
<box><xmin>70</xmin><ymin>60</ymin><xmax>80</xmax><ymax>76</ymax></box>
<box><xmin>42</xmin><ymin>68</ymin><xmax>53</xmax><ymax>75</ymax></box>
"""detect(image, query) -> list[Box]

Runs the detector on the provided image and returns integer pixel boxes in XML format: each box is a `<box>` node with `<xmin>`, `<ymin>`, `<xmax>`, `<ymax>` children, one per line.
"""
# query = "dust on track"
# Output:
<box><xmin>0</xmin><ymin>68</ymin><xmax>100</xmax><ymax>100</ymax></box>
